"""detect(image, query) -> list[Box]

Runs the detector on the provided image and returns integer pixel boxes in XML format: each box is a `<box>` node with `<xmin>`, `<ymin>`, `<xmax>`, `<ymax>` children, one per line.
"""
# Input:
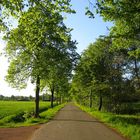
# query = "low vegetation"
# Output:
<box><xmin>0</xmin><ymin>101</ymin><xmax>65</xmax><ymax>127</ymax></box>
<box><xmin>23</xmin><ymin>103</ymin><xmax>66</xmax><ymax>127</ymax></box>
<box><xmin>77</xmin><ymin>104</ymin><xmax>140</xmax><ymax>140</ymax></box>
<box><xmin>0</xmin><ymin>101</ymin><xmax>50</xmax><ymax>119</ymax></box>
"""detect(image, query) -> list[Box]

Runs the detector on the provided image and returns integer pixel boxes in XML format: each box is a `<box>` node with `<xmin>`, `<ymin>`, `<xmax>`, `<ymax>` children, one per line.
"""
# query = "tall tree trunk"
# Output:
<box><xmin>56</xmin><ymin>91</ymin><xmax>59</xmax><ymax>105</ymax></box>
<box><xmin>98</xmin><ymin>93</ymin><xmax>102</xmax><ymax>111</ymax></box>
<box><xmin>134</xmin><ymin>58</ymin><xmax>139</xmax><ymax>79</ymax></box>
<box><xmin>51</xmin><ymin>86</ymin><xmax>54</xmax><ymax>108</ymax></box>
<box><xmin>35</xmin><ymin>75</ymin><xmax>40</xmax><ymax>118</ymax></box>
<box><xmin>134</xmin><ymin>58</ymin><xmax>140</xmax><ymax>88</ymax></box>
<box><xmin>59</xmin><ymin>92</ymin><xmax>62</xmax><ymax>104</ymax></box>
<box><xmin>89</xmin><ymin>89</ymin><xmax>93</xmax><ymax>108</ymax></box>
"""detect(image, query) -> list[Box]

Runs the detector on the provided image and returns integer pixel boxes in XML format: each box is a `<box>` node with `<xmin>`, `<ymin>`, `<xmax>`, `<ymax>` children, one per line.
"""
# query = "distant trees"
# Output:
<box><xmin>0</xmin><ymin>94</ymin><xmax>34</xmax><ymax>101</ymax></box>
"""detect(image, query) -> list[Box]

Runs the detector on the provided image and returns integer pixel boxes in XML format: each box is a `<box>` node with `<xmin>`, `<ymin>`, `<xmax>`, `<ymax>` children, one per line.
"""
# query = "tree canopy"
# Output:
<box><xmin>3</xmin><ymin>0</ymin><xmax>79</xmax><ymax>117</ymax></box>
<box><xmin>71</xmin><ymin>0</ymin><xmax>140</xmax><ymax>114</ymax></box>
<box><xmin>1</xmin><ymin>0</ymin><xmax>140</xmax><ymax>116</ymax></box>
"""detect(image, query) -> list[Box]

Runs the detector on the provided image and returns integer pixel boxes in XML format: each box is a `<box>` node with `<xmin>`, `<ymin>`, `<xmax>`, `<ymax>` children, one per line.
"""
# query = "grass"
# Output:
<box><xmin>77</xmin><ymin>104</ymin><xmax>140</xmax><ymax>140</ymax></box>
<box><xmin>25</xmin><ymin>103</ymin><xmax>66</xmax><ymax>125</ymax></box>
<box><xmin>0</xmin><ymin>101</ymin><xmax>51</xmax><ymax>119</ymax></box>
<box><xmin>0</xmin><ymin>101</ymin><xmax>65</xmax><ymax>127</ymax></box>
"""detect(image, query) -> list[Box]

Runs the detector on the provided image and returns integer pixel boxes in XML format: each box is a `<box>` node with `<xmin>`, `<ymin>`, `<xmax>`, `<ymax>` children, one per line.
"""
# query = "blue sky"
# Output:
<box><xmin>64</xmin><ymin>0</ymin><xmax>113</xmax><ymax>53</ymax></box>
<box><xmin>0</xmin><ymin>0</ymin><xmax>113</xmax><ymax>96</ymax></box>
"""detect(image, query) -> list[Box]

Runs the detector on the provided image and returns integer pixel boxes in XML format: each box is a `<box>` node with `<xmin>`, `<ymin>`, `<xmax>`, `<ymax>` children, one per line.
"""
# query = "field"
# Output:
<box><xmin>0</xmin><ymin>101</ymin><xmax>51</xmax><ymax>119</ymax></box>
<box><xmin>77</xmin><ymin>104</ymin><xmax>140</xmax><ymax>140</ymax></box>
<box><xmin>0</xmin><ymin>101</ymin><xmax>64</xmax><ymax>127</ymax></box>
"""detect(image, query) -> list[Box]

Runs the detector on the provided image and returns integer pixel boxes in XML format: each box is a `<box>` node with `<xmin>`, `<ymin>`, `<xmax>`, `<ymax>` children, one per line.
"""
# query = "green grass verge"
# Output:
<box><xmin>0</xmin><ymin>101</ymin><xmax>65</xmax><ymax>127</ymax></box>
<box><xmin>76</xmin><ymin>104</ymin><xmax>140</xmax><ymax>140</ymax></box>
<box><xmin>24</xmin><ymin>103</ymin><xmax>66</xmax><ymax>126</ymax></box>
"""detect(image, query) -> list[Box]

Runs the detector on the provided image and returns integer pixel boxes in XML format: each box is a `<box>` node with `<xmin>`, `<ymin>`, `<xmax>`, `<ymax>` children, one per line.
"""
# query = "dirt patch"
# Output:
<box><xmin>0</xmin><ymin>125</ymin><xmax>41</xmax><ymax>140</ymax></box>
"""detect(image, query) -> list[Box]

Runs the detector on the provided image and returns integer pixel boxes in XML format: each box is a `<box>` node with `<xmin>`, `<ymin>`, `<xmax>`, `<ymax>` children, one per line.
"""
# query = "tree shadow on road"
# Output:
<box><xmin>59</xmin><ymin>109</ymin><xmax>83</xmax><ymax>112</ymax></box>
<box><xmin>52</xmin><ymin>118</ymin><xmax>102</xmax><ymax>123</ymax></box>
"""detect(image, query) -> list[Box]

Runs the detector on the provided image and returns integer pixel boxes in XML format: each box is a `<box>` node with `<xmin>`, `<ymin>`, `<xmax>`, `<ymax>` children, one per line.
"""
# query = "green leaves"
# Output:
<box><xmin>0</xmin><ymin>0</ymin><xmax>75</xmax><ymax>32</ymax></box>
<box><xmin>72</xmin><ymin>35</ymin><xmax>140</xmax><ymax>112</ymax></box>
<box><xmin>94</xmin><ymin>0</ymin><xmax>140</xmax><ymax>44</ymax></box>
<box><xmin>4</xmin><ymin>0</ymin><xmax>78</xmax><ymax>102</ymax></box>
<box><xmin>85</xmin><ymin>8</ymin><xmax>94</xmax><ymax>18</ymax></box>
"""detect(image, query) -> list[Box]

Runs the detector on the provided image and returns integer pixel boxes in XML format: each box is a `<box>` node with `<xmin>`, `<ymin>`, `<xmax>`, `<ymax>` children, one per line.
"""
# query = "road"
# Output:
<box><xmin>31</xmin><ymin>103</ymin><xmax>126</xmax><ymax>140</ymax></box>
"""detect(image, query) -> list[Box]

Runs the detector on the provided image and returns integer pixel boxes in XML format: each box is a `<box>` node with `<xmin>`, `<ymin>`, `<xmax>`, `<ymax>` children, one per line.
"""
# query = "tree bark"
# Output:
<box><xmin>51</xmin><ymin>86</ymin><xmax>54</xmax><ymax>108</ymax></box>
<box><xmin>56</xmin><ymin>93</ymin><xmax>58</xmax><ymax>105</ymax></box>
<box><xmin>134</xmin><ymin>58</ymin><xmax>139</xmax><ymax>79</ymax></box>
<box><xmin>35</xmin><ymin>75</ymin><xmax>40</xmax><ymax>118</ymax></box>
<box><xmin>98</xmin><ymin>93</ymin><xmax>102</xmax><ymax>111</ymax></box>
<box><xmin>89</xmin><ymin>89</ymin><xmax>93</xmax><ymax>108</ymax></box>
<box><xmin>59</xmin><ymin>93</ymin><xmax>62</xmax><ymax>104</ymax></box>
<box><xmin>134</xmin><ymin>58</ymin><xmax>140</xmax><ymax>88</ymax></box>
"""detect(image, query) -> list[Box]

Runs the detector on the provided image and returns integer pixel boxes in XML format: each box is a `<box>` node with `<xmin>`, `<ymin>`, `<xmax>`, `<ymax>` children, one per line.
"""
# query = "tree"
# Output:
<box><xmin>72</xmin><ymin>34</ymin><xmax>140</xmax><ymax>113</ymax></box>
<box><xmin>87</xmin><ymin>0</ymin><xmax>140</xmax><ymax>61</ymax></box>
<box><xmin>84</xmin><ymin>0</ymin><xmax>140</xmax><ymax>113</ymax></box>
<box><xmin>4</xmin><ymin>0</ymin><xmax>77</xmax><ymax>117</ymax></box>
<box><xmin>0</xmin><ymin>0</ymin><xmax>75</xmax><ymax>31</ymax></box>
<box><xmin>72</xmin><ymin>37</ymin><xmax>112</xmax><ymax>109</ymax></box>
<box><xmin>88</xmin><ymin>0</ymin><xmax>140</xmax><ymax>39</ymax></box>
<box><xmin>40</xmin><ymin>39</ymin><xmax>78</xmax><ymax>108</ymax></box>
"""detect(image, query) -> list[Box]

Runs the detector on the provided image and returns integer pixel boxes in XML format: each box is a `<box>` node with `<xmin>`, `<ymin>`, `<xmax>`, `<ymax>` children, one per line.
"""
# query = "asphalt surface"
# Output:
<box><xmin>31</xmin><ymin>103</ymin><xmax>126</xmax><ymax>140</ymax></box>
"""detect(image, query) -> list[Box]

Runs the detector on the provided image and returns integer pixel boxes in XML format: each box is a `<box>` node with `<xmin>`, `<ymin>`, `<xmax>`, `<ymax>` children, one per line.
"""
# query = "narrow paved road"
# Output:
<box><xmin>31</xmin><ymin>103</ymin><xmax>126</xmax><ymax>140</ymax></box>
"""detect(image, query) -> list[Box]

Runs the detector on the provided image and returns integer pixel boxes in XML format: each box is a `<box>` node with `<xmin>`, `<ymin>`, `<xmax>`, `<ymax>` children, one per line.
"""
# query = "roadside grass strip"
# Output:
<box><xmin>77</xmin><ymin>104</ymin><xmax>140</xmax><ymax>140</ymax></box>
<box><xmin>0</xmin><ymin>101</ymin><xmax>65</xmax><ymax>127</ymax></box>
<box><xmin>25</xmin><ymin>103</ymin><xmax>66</xmax><ymax>125</ymax></box>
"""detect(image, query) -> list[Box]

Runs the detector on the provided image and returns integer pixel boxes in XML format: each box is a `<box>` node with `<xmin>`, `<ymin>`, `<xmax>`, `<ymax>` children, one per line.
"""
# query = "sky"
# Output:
<box><xmin>0</xmin><ymin>0</ymin><xmax>113</xmax><ymax>97</ymax></box>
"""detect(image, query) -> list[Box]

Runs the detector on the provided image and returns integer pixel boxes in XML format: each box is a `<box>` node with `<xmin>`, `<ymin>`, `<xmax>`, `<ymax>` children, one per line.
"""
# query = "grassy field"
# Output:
<box><xmin>0</xmin><ymin>101</ymin><xmax>51</xmax><ymax>119</ymax></box>
<box><xmin>0</xmin><ymin>101</ymin><xmax>65</xmax><ymax>127</ymax></box>
<box><xmin>77</xmin><ymin>104</ymin><xmax>140</xmax><ymax>140</ymax></box>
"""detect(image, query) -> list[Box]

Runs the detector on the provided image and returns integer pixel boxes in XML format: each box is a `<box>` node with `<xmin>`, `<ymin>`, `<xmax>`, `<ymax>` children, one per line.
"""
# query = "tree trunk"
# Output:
<box><xmin>98</xmin><ymin>93</ymin><xmax>102</xmax><ymax>111</ymax></box>
<box><xmin>89</xmin><ymin>89</ymin><xmax>93</xmax><ymax>108</ymax></box>
<box><xmin>134</xmin><ymin>58</ymin><xmax>139</xmax><ymax>78</ymax></box>
<box><xmin>56</xmin><ymin>91</ymin><xmax>58</xmax><ymax>105</ymax></box>
<box><xmin>51</xmin><ymin>86</ymin><xmax>54</xmax><ymax>108</ymax></box>
<box><xmin>59</xmin><ymin>92</ymin><xmax>62</xmax><ymax>104</ymax></box>
<box><xmin>134</xmin><ymin>58</ymin><xmax>140</xmax><ymax>88</ymax></box>
<box><xmin>35</xmin><ymin>75</ymin><xmax>40</xmax><ymax>118</ymax></box>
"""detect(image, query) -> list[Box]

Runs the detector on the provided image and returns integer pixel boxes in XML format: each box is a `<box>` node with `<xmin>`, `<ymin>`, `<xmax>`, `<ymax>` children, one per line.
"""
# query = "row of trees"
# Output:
<box><xmin>1</xmin><ymin>0</ymin><xmax>79</xmax><ymax>117</ymax></box>
<box><xmin>1</xmin><ymin>0</ymin><xmax>139</xmax><ymax>115</ymax></box>
<box><xmin>71</xmin><ymin>37</ymin><xmax>140</xmax><ymax>113</ymax></box>
<box><xmin>71</xmin><ymin>0</ymin><xmax>140</xmax><ymax>114</ymax></box>
<box><xmin>0</xmin><ymin>94</ymin><xmax>53</xmax><ymax>101</ymax></box>
<box><xmin>0</xmin><ymin>95</ymin><xmax>34</xmax><ymax>101</ymax></box>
